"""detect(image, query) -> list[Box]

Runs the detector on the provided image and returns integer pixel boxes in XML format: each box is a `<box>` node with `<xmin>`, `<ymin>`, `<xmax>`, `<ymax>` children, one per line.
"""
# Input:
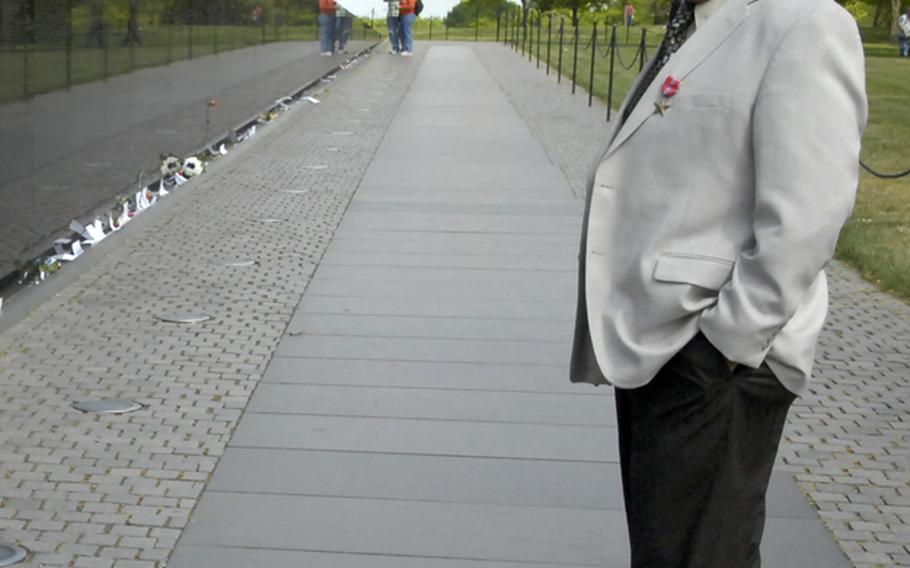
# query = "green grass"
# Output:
<box><xmin>836</xmin><ymin>55</ymin><xmax>910</xmax><ymax>301</ymax></box>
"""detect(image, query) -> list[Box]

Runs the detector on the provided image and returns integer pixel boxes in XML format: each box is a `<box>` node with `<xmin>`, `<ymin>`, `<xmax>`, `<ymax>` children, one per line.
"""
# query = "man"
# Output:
<box><xmin>398</xmin><ymin>0</ymin><xmax>417</xmax><ymax>56</ymax></box>
<box><xmin>899</xmin><ymin>6</ymin><xmax>910</xmax><ymax>57</ymax></box>
<box><xmin>625</xmin><ymin>1</ymin><xmax>635</xmax><ymax>27</ymax></box>
<box><xmin>570</xmin><ymin>0</ymin><xmax>866</xmax><ymax>566</ymax></box>
<box><xmin>385</xmin><ymin>0</ymin><xmax>402</xmax><ymax>54</ymax></box>
<box><xmin>318</xmin><ymin>0</ymin><xmax>336</xmax><ymax>55</ymax></box>
<box><xmin>335</xmin><ymin>5</ymin><xmax>353</xmax><ymax>53</ymax></box>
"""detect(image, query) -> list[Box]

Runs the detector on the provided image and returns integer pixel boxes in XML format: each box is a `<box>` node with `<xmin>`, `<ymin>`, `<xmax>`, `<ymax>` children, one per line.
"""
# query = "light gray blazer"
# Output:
<box><xmin>570</xmin><ymin>0</ymin><xmax>867</xmax><ymax>395</ymax></box>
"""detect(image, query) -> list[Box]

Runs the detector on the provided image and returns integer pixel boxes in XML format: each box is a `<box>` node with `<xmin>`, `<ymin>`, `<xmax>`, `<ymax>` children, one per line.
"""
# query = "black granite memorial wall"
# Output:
<box><xmin>0</xmin><ymin>0</ymin><xmax>376</xmax><ymax>283</ymax></box>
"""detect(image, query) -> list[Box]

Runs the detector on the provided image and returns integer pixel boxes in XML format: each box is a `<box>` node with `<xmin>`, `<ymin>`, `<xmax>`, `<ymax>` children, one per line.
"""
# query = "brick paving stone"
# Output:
<box><xmin>472</xmin><ymin>42</ymin><xmax>910</xmax><ymax>568</ymax></box>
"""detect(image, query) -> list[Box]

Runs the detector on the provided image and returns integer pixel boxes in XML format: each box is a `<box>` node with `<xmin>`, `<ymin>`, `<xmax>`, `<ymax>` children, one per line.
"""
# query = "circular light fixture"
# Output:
<box><xmin>0</xmin><ymin>543</ymin><xmax>27</xmax><ymax>566</ymax></box>
<box><xmin>72</xmin><ymin>399</ymin><xmax>143</xmax><ymax>415</ymax></box>
<box><xmin>155</xmin><ymin>313</ymin><xmax>212</xmax><ymax>324</ymax></box>
<box><xmin>221</xmin><ymin>259</ymin><xmax>257</xmax><ymax>267</ymax></box>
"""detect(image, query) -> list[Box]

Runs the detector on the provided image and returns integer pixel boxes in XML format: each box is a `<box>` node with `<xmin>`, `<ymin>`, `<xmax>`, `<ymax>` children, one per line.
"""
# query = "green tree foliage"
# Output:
<box><xmin>536</xmin><ymin>0</ymin><xmax>589</xmax><ymax>26</ymax></box>
<box><xmin>444</xmin><ymin>0</ymin><xmax>510</xmax><ymax>27</ymax></box>
<box><xmin>164</xmin><ymin>0</ymin><xmax>257</xmax><ymax>25</ymax></box>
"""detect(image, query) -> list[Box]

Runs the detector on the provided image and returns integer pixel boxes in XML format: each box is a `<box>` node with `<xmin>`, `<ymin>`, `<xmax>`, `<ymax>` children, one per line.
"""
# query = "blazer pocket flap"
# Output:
<box><xmin>653</xmin><ymin>254</ymin><xmax>734</xmax><ymax>290</ymax></box>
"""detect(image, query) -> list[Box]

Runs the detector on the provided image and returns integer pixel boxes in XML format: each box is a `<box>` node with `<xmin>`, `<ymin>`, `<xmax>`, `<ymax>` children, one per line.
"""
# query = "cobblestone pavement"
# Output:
<box><xmin>474</xmin><ymin>42</ymin><xmax>910</xmax><ymax>568</ymax></box>
<box><xmin>0</xmin><ymin>47</ymin><xmax>423</xmax><ymax>567</ymax></box>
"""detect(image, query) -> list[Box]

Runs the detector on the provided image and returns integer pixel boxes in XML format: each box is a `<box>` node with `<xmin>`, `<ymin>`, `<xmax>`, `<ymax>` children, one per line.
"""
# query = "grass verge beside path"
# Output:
<box><xmin>837</xmin><ymin>55</ymin><xmax>910</xmax><ymax>302</ymax></box>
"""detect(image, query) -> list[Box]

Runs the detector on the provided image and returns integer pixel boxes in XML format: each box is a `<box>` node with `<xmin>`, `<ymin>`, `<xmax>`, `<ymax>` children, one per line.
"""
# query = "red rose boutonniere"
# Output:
<box><xmin>661</xmin><ymin>76</ymin><xmax>681</xmax><ymax>98</ymax></box>
<box><xmin>654</xmin><ymin>76</ymin><xmax>681</xmax><ymax>116</ymax></box>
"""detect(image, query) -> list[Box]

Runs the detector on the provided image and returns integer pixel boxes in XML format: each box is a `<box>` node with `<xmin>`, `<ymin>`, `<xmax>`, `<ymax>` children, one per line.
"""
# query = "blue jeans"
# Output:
<box><xmin>387</xmin><ymin>16</ymin><xmax>401</xmax><ymax>52</ymax></box>
<box><xmin>335</xmin><ymin>16</ymin><xmax>352</xmax><ymax>50</ymax></box>
<box><xmin>318</xmin><ymin>14</ymin><xmax>335</xmax><ymax>53</ymax></box>
<box><xmin>900</xmin><ymin>36</ymin><xmax>910</xmax><ymax>57</ymax></box>
<box><xmin>400</xmin><ymin>13</ymin><xmax>416</xmax><ymax>53</ymax></box>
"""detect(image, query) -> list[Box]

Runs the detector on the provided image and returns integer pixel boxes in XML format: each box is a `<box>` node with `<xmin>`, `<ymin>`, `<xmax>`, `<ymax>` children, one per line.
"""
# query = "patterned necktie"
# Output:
<box><xmin>621</xmin><ymin>0</ymin><xmax>696</xmax><ymax>125</ymax></box>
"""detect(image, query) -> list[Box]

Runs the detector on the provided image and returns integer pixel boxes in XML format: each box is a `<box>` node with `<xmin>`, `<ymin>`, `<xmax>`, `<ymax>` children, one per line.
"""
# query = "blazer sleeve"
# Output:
<box><xmin>698</xmin><ymin>3</ymin><xmax>868</xmax><ymax>368</ymax></box>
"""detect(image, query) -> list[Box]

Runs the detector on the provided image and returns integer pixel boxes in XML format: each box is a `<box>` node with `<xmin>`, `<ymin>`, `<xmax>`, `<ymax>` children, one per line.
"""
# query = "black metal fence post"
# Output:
<box><xmin>536</xmin><ymin>11</ymin><xmax>541</xmax><ymax>68</ymax></box>
<box><xmin>588</xmin><ymin>22</ymin><xmax>597</xmax><ymax>106</ymax></box>
<box><xmin>65</xmin><ymin>0</ymin><xmax>73</xmax><ymax>90</ymax></box>
<box><xmin>503</xmin><ymin>9</ymin><xmax>508</xmax><ymax>44</ymax></box>
<box><xmin>22</xmin><ymin>40</ymin><xmax>29</xmax><ymax>99</ymax></box>
<box><xmin>104</xmin><ymin>12</ymin><xmax>111</xmax><ymax>76</ymax></box>
<box><xmin>430</xmin><ymin>19</ymin><xmax>433</xmax><ymax>40</ymax></box>
<box><xmin>639</xmin><ymin>27</ymin><xmax>647</xmax><ymax>72</ymax></box>
<box><xmin>168</xmin><ymin>20</ymin><xmax>174</xmax><ymax>62</ymax></box>
<box><xmin>496</xmin><ymin>9</ymin><xmax>501</xmax><ymax>42</ymax></box>
<box><xmin>607</xmin><ymin>25</ymin><xmax>617</xmax><ymax>121</ymax></box>
<box><xmin>528</xmin><ymin>12</ymin><xmax>533</xmax><ymax>61</ymax></box>
<box><xmin>524</xmin><ymin>11</ymin><xmax>530</xmax><ymax>56</ymax></box>
<box><xmin>514</xmin><ymin>6</ymin><xmax>519</xmax><ymax>50</ymax></box>
<box><xmin>129</xmin><ymin>29</ymin><xmax>136</xmax><ymax>71</ymax></box>
<box><xmin>475</xmin><ymin>6</ymin><xmax>480</xmax><ymax>41</ymax></box>
<box><xmin>546</xmin><ymin>14</ymin><xmax>552</xmax><ymax>75</ymax></box>
<box><xmin>571</xmin><ymin>23</ymin><xmax>579</xmax><ymax>94</ymax></box>
<box><xmin>557</xmin><ymin>17</ymin><xmax>563</xmax><ymax>84</ymax></box>
<box><xmin>187</xmin><ymin>13</ymin><xmax>193</xmax><ymax>60</ymax></box>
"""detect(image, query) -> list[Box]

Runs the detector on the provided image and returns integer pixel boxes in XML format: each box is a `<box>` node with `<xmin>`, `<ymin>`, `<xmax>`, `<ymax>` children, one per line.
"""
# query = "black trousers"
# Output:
<box><xmin>615</xmin><ymin>333</ymin><xmax>796</xmax><ymax>568</ymax></box>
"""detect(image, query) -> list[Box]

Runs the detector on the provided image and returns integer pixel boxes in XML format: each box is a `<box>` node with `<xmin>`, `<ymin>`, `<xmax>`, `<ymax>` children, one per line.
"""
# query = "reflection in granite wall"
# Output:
<box><xmin>0</xmin><ymin>0</ymin><xmax>376</xmax><ymax>280</ymax></box>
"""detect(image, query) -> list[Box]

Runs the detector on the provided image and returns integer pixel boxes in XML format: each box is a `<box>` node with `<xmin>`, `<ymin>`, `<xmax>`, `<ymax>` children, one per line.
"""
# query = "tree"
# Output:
<box><xmin>536</xmin><ymin>0</ymin><xmax>594</xmax><ymax>27</ymax></box>
<box><xmin>122</xmin><ymin>0</ymin><xmax>141</xmax><ymax>46</ymax></box>
<box><xmin>167</xmin><ymin>0</ymin><xmax>253</xmax><ymax>25</ymax></box>
<box><xmin>444</xmin><ymin>0</ymin><xmax>509</xmax><ymax>28</ymax></box>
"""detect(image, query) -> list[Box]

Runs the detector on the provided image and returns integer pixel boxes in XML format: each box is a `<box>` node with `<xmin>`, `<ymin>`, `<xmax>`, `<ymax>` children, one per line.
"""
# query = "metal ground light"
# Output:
<box><xmin>0</xmin><ymin>543</ymin><xmax>28</xmax><ymax>566</ymax></box>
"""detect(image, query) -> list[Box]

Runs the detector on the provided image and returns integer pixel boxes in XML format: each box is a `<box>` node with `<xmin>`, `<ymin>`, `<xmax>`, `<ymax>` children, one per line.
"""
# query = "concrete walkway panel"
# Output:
<box><xmin>230</xmin><ymin>413</ymin><xmax>617</xmax><ymax>462</ymax></box>
<box><xmin>263</xmin><ymin>357</ymin><xmax>594</xmax><ymax>393</ymax></box>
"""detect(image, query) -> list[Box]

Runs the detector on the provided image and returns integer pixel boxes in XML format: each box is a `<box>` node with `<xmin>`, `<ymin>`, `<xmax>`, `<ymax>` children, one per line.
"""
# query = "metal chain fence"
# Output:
<box><xmin>490</xmin><ymin>4</ymin><xmax>906</xmax><ymax>179</ymax></box>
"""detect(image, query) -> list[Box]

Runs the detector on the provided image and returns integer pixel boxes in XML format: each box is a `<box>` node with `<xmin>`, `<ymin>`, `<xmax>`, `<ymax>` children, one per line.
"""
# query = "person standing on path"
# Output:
<box><xmin>398</xmin><ymin>0</ymin><xmax>417</xmax><ymax>56</ymax></box>
<box><xmin>570</xmin><ymin>0</ymin><xmax>867</xmax><ymax>566</ymax></box>
<box><xmin>625</xmin><ymin>2</ymin><xmax>635</xmax><ymax>27</ymax></box>
<box><xmin>385</xmin><ymin>0</ymin><xmax>402</xmax><ymax>54</ymax></box>
<box><xmin>335</xmin><ymin>5</ymin><xmax>353</xmax><ymax>53</ymax></box>
<box><xmin>899</xmin><ymin>6</ymin><xmax>910</xmax><ymax>57</ymax></box>
<box><xmin>318</xmin><ymin>0</ymin><xmax>337</xmax><ymax>55</ymax></box>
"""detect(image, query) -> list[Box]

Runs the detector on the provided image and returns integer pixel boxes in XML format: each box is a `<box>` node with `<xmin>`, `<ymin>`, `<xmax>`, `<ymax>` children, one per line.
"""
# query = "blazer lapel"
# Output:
<box><xmin>603</xmin><ymin>0</ymin><xmax>750</xmax><ymax>160</ymax></box>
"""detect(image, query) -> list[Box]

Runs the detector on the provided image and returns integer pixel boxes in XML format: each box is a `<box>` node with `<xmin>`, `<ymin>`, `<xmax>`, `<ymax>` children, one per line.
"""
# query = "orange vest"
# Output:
<box><xmin>399</xmin><ymin>0</ymin><xmax>415</xmax><ymax>15</ymax></box>
<box><xmin>319</xmin><ymin>0</ymin><xmax>336</xmax><ymax>15</ymax></box>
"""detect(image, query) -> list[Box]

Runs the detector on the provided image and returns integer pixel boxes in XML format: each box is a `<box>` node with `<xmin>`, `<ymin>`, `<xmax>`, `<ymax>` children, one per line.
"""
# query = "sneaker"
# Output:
<box><xmin>389</xmin><ymin>49</ymin><xmax>399</xmax><ymax>54</ymax></box>
<box><xmin>401</xmin><ymin>51</ymin><xmax>412</xmax><ymax>56</ymax></box>
<box><xmin>320</xmin><ymin>51</ymin><xmax>333</xmax><ymax>56</ymax></box>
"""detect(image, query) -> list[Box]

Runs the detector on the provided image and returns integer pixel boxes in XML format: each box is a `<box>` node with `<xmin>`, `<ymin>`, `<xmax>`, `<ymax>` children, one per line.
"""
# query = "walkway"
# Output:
<box><xmin>0</xmin><ymin>41</ymin><xmax>905</xmax><ymax>568</ymax></box>
<box><xmin>164</xmin><ymin>44</ymin><xmax>847</xmax><ymax>567</ymax></box>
